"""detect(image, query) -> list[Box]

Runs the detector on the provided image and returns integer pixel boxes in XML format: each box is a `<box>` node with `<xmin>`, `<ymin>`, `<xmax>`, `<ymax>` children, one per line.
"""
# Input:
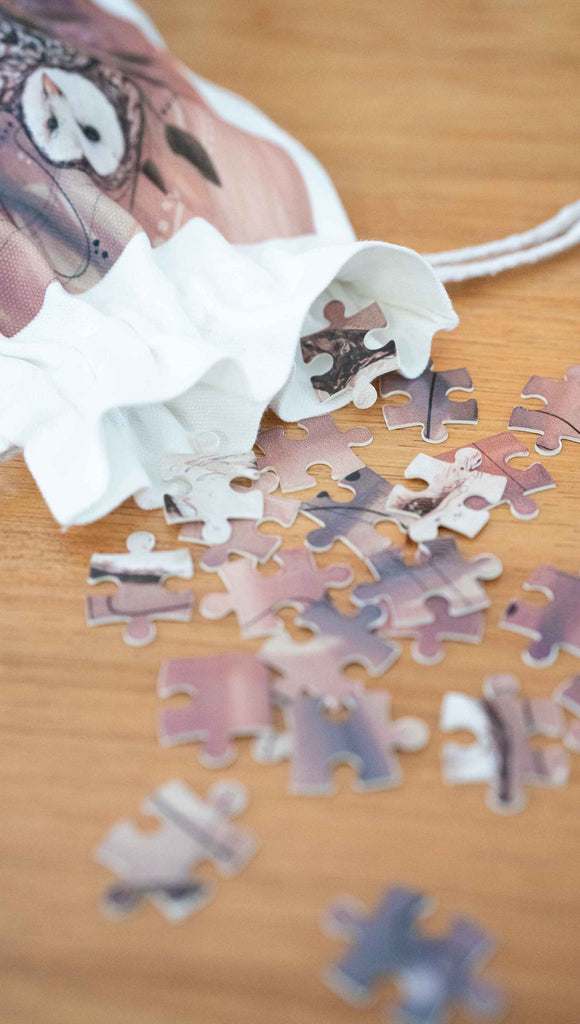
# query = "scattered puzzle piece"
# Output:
<box><xmin>157</xmin><ymin>654</ymin><xmax>272</xmax><ymax>766</ymax></box>
<box><xmin>380</xmin><ymin>360</ymin><xmax>478</xmax><ymax>443</ymax></box>
<box><xmin>441</xmin><ymin>674</ymin><xmax>568</xmax><ymax>813</ymax></box>
<box><xmin>301</xmin><ymin>467</ymin><xmax>395</xmax><ymax>566</ymax></box>
<box><xmin>178</xmin><ymin>472</ymin><xmax>300</xmax><ymax>570</ymax></box>
<box><xmin>254</xmin><ymin>691</ymin><xmax>428</xmax><ymax>794</ymax></box>
<box><xmin>438</xmin><ymin>432</ymin><xmax>555</xmax><ymax>519</ymax></box>
<box><xmin>554</xmin><ymin>677</ymin><xmax>580</xmax><ymax>751</ymax></box>
<box><xmin>86</xmin><ymin>532</ymin><xmax>194</xmax><ymax>646</ymax></box>
<box><xmin>383</xmin><ymin>595</ymin><xmax>485</xmax><ymax>665</ymax></box>
<box><xmin>500</xmin><ymin>565</ymin><xmax>580</xmax><ymax>666</ymax></box>
<box><xmin>352</xmin><ymin>538</ymin><xmax>502</xmax><ymax>629</ymax></box>
<box><xmin>509</xmin><ymin>364</ymin><xmax>580</xmax><ymax>455</ymax></box>
<box><xmin>385</xmin><ymin>449</ymin><xmax>506</xmax><ymax>542</ymax></box>
<box><xmin>94</xmin><ymin>780</ymin><xmax>258</xmax><ymax>919</ymax></box>
<box><xmin>162</xmin><ymin>450</ymin><xmax>262</xmax><ymax>542</ymax></box>
<box><xmin>300</xmin><ymin>299</ymin><xmax>396</xmax><ymax>409</ymax></box>
<box><xmin>256</xmin><ymin>415</ymin><xmax>372</xmax><ymax>492</ymax></box>
<box><xmin>200</xmin><ymin>548</ymin><xmax>352</xmax><ymax>638</ymax></box>
<box><xmin>322</xmin><ymin>885</ymin><xmax>504</xmax><ymax>1024</ymax></box>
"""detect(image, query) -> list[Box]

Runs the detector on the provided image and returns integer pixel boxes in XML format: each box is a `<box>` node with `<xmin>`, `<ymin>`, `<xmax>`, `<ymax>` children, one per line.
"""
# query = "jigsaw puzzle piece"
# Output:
<box><xmin>179</xmin><ymin>472</ymin><xmax>299</xmax><ymax>570</ymax></box>
<box><xmin>383</xmin><ymin>595</ymin><xmax>485</xmax><ymax>664</ymax></box>
<box><xmin>441</xmin><ymin>674</ymin><xmax>569</xmax><ymax>813</ymax></box>
<box><xmin>300</xmin><ymin>299</ymin><xmax>397</xmax><ymax>409</ymax></box>
<box><xmin>256</xmin><ymin>415</ymin><xmax>372</xmax><ymax>492</ymax></box>
<box><xmin>509</xmin><ymin>365</ymin><xmax>580</xmax><ymax>455</ymax></box>
<box><xmin>554</xmin><ymin>677</ymin><xmax>580</xmax><ymax>750</ymax></box>
<box><xmin>157</xmin><ymin>654</ymin><xmax>272</xmax><ymax>766</ymax></box>
<box><xmin>94</xmin><ymin>780</ymin><xmax>258</xmax><ymax>919</ymax></box>
<box><xmin>500</xmin><ymin>565</ymin><xmax>580</xmax><ymax>666</ymax></box>
<box><xmin>162</xmin><ymin>450</ymin><xmax>262</xmax><ymax>542</ymax></box>
<box><xmin>86</xmin><ymin>531</ymin><xmax>194</xmax><ymax>646</ymax></box>
<box><xmin>385</xmin><ymin>449</ymin><xmax>506</xmax><ymax>542</ymax></box>
<box><xmin>200</xmin><ymin>548</ymin><xmax>352</xmax><ymax>638</ymax></box>
<box><xmin>301</xmin><ymin>467</ymin><xmax>395</xmax><ymax>565</ymax></box>
<box><xmin>380</xmin><ymin>360</ymin><xmax>478</xmax><ymax>443</ymax></box>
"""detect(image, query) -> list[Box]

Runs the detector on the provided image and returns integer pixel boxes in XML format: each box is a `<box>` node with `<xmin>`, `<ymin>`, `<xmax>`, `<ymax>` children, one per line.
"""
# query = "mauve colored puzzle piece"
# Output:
<box><xmin>301</xmin><ymin>299</ymin><xmax>397</xmax><ymax>409</ymax></box>
<box><xmin>178</xmin><ymin>472</ymin><xmax>299</xmax><ymax>570</ymax></box>
<box><xmin>254</xmin><ymin>691</ymin><xmax>429</xmax><ymax>794</ymax></box>
<box><xmin>157</xmin><ymin>654</ymin><xmax>272</xmax><ymax>766</ymax></box>
<box><xmin>509</xmin><ymin>364</ymin><xmax>580</xmax><ymax>455</ymax></box>
<box><xmin>385</xmin><ymin>449</ymin><xmax>506</xmax><ymax>542</ymax></box>
<box><xmin>94</xmin><ymin>780</ymin><xmax>258</xmax><ymax>920</ymax></box>
<box><xmin>438</xmin><ymin>432</ymin><xmax>555</xmax><ymax>520</ymax></box>
<box><xmin>301</xmin><ymin>467</ymin><xmax>395</xmax><ymax>566</ymax></box>
<box><xmin>352</xmin><ymin>538</ymin><xmax>502</xmax><ymax>629</ymax></box>
<box><xmin>380</xmin><ymin>360</ymin><xmax>478</xmax><ymax>444</ymax></box>
<box><xmin>383</xmin><ymin>595</ymin><xmax>484</xmax><ymax>665</ymax></box>
<box><xmin>86</xmin><ymin>531</ymin><xmax>194</xmax><ymax>647</ymax></box>
<box><xmin>441</xmin><ymin>674</ymin><xmax>568</xmax><ymax>813</ymax></box>
<box><xmin>500</xmin><ymin>565</ymin><xmax>580</xmax><ymax>666</ymax></box>
<box><xmin>162</xmin><ymin>449</ymin><xmax>262</xmax><ymax>542</ymax></box>
<box><xmin>256</xmin><ymin>415</ymin><xmax>372</xmax><ymax>492</ymax></box>
<box><xmin>200</xmin><ymin>547</ymin><xmax>352</xmax><ymax>638</ymax></box>
<box><xmin>322</xmin><ymin>886</ymin><xmax>503</xmax><ymax>1024</ymax></box>
<box><xmin>554</xmin><ymin>677</ymin><xmax>580</xmax><ymax>751</ymax></box>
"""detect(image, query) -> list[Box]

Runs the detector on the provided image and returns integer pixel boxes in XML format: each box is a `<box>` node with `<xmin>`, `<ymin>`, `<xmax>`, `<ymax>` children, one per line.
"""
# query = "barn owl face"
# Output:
<box><xmin>21</xmin><ymin>67</ymin><xmax>125</xmax><ymax>177</ymax></box>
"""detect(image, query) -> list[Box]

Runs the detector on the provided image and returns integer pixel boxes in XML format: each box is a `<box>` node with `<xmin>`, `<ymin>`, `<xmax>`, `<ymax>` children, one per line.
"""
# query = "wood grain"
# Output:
<box><xmin>1</xmin><ymin>2</ymin><xmax>580</xmax><ymax>1022</ymax></box>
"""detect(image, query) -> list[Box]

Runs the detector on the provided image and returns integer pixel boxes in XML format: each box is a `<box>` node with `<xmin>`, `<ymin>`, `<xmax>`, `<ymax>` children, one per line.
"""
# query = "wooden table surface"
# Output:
<box><xmin>2</xmin><ymin>2</ymin><xmax>579</xmax><ymax>1022</ymax></box>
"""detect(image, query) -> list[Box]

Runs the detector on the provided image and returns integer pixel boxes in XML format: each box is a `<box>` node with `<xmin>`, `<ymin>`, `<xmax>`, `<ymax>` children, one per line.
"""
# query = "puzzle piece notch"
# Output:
<box><xmin>380</xmin><ymin>360</ymin><xmax>478</xmax><ymax>443</ymax></box>
<box><xmin>158</xmin><ymin>654</ymin><xmax>272</xmax><ymax>767</ymax></box>
<box><xmin>441</xmin><ymin>674</ymin><xmax>568</xmax><ymax>813</ymax></box>
<box><xmin>385</xmin><ymin>448</ymin><xmax>507</xmax><ymax>542</ymax></box>
<box><xmin>86</xmin><ymin>532</ymin><xmax>194</xmax><ymax>646</ymax></box>
<box><xmin>179</xmin><ymin>472</ymin><xmax>300</xmax><ymax>570</ymax></box>
<box><xmin>438</xmin><ymin>432</ymin><xmax>555</xmax><ymax>520</ymax></box>
<box><xmin>256</xmin><ymin>415</ymin><xmax>373</xmax><ymax>492</ymax></box>
<box><xmin>162</xmin><ymin>450</ymin><xmax>262</xmax><ymax>542</ymax></box>
<box><xmin>94</xmin><ymin>780</ymin><xmax>257</xmax><ymax>919</ymax></box>
<box><xmin>322</xmin><ymin>885</ymin><xmax>504</xmax><ymax>1024</ymax></box>
<box><xmin>383</xmin><ymin>595</ymin><xmax>485</xmax><ymax>664</ymax></box>
<box><xmin>500</xmin><ymin>565</ymin><xmax>580</xmax><ymax>667</ymax></box>
<box><xmin>200</xmin><ymin>548</ymin><xmax>352</xmax><ymax>638</ymax></box>
<box><xmin>509</xmin><ymin>365</ymin><xmax>580</xmax><ymax>455</ymax></box>
<box><xmin>301</xmin><ymin>467</ymin><xmax>395</xmax><ymax>565</ymax></box>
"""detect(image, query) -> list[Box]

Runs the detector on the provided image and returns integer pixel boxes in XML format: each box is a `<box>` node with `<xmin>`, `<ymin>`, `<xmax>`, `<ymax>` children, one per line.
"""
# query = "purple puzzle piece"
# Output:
<box><xmin>158</xmin><ymin>654</ymin><xmax>272</xmax><ymax>766</ymax></box>
<box><xmin>256</xmin><ymin>415</ymin><xmax>372</xmax><ymax>492</ymax></box>
<box><xmin>509</xmin><ymin>364</ymin><xmax>580</xmax><ymax>455</ymax></box>
<box><xmin>301</xmin><ymin>467</ymin><xmax>395</xmax><ymax>567</ymax></box>
<box><xmin>322</xmin><ymin>886</ymin><xmax>503</xmax><ymax>1024</ymax></box>
<box><xmin>383</xmin><ymin>595</ymin><xmax>485</xmax><ymax>664</ymax></box>
<box><xmin>380</xmin><ymin>360</ymin><xmax>478</xmax><ymax>444</ymax></box>
<box><xmin>501</xmin><ymin>565</ymin><xmax>580</xmax><ymax>666</ymax></box>
<box><xmin>554</xmin><ymin>677</ymin><xmax>580</xmax><ymax>750</ymax></box>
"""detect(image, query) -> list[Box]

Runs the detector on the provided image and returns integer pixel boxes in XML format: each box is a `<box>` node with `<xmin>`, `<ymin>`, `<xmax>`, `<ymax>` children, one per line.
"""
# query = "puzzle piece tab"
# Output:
<box><xmin>441</xmin><ymin>674</ymin><xmax>568</xmax><ymax>813</ymax></box>
<box><xmin>385</xmin><ymin>449</ymin><xmax>506</xmax><ymax>542</ymax></box>
<box><xmin>86</xmin><ymin>531</ymin><xmax>194</xmax><ymax>646</ymax></box>
<box><xmin>301</xmin><ymin>299</ymin><xmax>396</xmax><ymax>409</ymax></box>
<box><xmin>158</xmin><ymin>654</ymin><xmax>272</xmax><ymax>766</ymax></box>
<box><xmin>500</xmin><ymin>565</ymin><xmax>580</xmax><ymax>666</ymax></box>
<box><xmin>509</xmin><ymin>364</ymin><xmax>580</xmax><ymax>455</ymax></box>
<box><xmin>301</xmin><ymin>467</ymin><xmax>395</xmax><ymax>566</ymax></box>
<box><xmin>380</xmin><ymin>360</ymin><xmax>478</xmax><ymax>443</ymax></box>
<box><xmin>200</xmin><ymin>548</ymin><xmax>352</xmax><ymax>638</ymax></box>
<box><xmin>384</xmin><ymin>595</ymin><xmax>484</xmax><ymax>664</ymax></box>
<box><xmin>256</xmin><ymin>415</ymin><xmax>372</xmax><ymax>492</ymax></box>
<box><xmin>322</xmin><ymin>885</ymin><xmax>503</xmax><ymax>1024</ymax></box>
<box><xmin>94</xmin><ymin>780</ymin><xmax>258</xmax><ymax>919</ymax></box>
<box><xmin>162</xmin><ymin>450</ymin><xmax>262</xmax><ymax>542</ymax></box>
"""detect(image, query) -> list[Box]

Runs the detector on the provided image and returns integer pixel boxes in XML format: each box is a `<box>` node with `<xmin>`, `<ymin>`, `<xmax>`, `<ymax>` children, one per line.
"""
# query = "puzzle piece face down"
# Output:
<box><xmin>437</xmin><ymin>432</ymin><xmax>555</xmax><ymax>520</ymax></box>
<box><xmin>500</xmin><ymin>565</ymin><xmax>580</xmax><ymax>667</ymax></box>
<box><xmin>300</xmin><ymin>300</ymin><xmax>397</xmax><ymax>409</ymax></box>
<box><xmin>441</xmin><ymin>674</ymin><xmax>568</xmax><ymax>813</ymax></box>
<box><xmin>256</xmin><ymin>415</ymin><xmax>372</xmax><ymax>492</ymax></box>
<box><xmin>383</xmin><ymin>595</ymin><xmax>484</xmax><ymax>665</ymax></box>
<box><xmin>94</xmin><ymin>780</ymin><xmax>258</xmax><ymax>919</ymax></box>
<box><xmin>254</xmin><ymin>691</ymin><xmax>429</xmax><ymax>795</ymax></box>
<box><xmin>162</xmin><ymin>450</ymin><xmax>262</xmax><ymax>542</ymax></box>
<box><xmin>380</xmin><ymin>360</ymin><xmax>478</xmax><ymax>444</ymax></box>
<box><xmin>509</xmin><ymin>365</ymin><xmax>580</xmax><ymax>455</ymax></box>
<box><xmin>86</xmin><ymin>532</ymin><xmax>194</xmax><ymax>646</ymax></box>
<box><xmin>200</xmin><ymin>548</ymin><xmax>353</xmax><ymax>638</ymax></box>
<box><xmin>301</xmin><ymin>467</ymin><xmax>395</xmax><ymax>565</ymax></box>
<box><xmin>385</xmin><ymin>449</ymin><xmax>506</xmax><ymax>542</ymax></box>
<box><xmin>158</xmin><ymin>654</ymin><xmax>272</xmax><ymax>767</ymax></box>
<box><xmin>178</xmin><ymin>472</ymin><xmax>299</xmax><ymax>570</ymax></box>
<box><xmin>322</xmin><ymin>886</ymin><xmax>503</xmax><ymax>1024</ymax></box>
<box><xmin>352</xmin><ymin>538</ymin><xmax>502</xmax><ymax>629</ymax></box>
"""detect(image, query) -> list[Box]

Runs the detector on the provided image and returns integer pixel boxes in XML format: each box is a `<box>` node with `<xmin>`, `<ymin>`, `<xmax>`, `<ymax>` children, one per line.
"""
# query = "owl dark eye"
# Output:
<box><xmin>82</xmin><ymin>124</ymin><xmax>101</xmax><ymax>143</ymax></box>
<box><xmin>46</xmin><ymin>115</ymin><xmax>58</xmax><ymax>132</ymax></box>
